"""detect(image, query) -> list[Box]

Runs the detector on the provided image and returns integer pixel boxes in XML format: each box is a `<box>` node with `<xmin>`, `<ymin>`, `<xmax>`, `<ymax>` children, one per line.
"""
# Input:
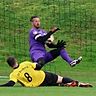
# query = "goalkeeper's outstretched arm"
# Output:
<box><xmin>46</xmin><ymin>40</ymin><xmax>66</xmax><ymax>48</ymax></box>
<box><xmin>46</xmin><ymin>42</ymin><xmax>58</xmax><ymax>48</ymax></box>
<box><xmin>36</xmin><ymin>27</ymin><xmax>60</xmax><ymax>43</ymax></box>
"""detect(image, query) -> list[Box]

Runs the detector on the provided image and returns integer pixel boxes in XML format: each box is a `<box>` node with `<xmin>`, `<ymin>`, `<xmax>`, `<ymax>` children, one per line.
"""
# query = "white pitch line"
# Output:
<box><xmin>0</xmin><ymin>76</ymin><xmax>8</xmax><ymax>79</ymax></box>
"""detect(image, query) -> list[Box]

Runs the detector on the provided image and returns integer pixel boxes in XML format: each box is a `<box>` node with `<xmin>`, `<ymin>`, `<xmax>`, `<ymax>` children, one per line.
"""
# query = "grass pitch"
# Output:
<box><xmin>0</xmin><ymin>0</ymin><xmax>96</xmax><ymax>96</ymax></box>
<box><xmin>0</xmin><ymin>86</ymin><xmax>96</xmax><ymax>96</ymax></box>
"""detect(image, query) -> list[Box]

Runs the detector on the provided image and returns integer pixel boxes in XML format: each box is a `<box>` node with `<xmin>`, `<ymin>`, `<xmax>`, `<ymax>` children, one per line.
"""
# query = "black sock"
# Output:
<box><xmin>62</xmin><ymin>77</ymin><xmax>74</xmax><ymax>84</ymax></box>
<box><xmin>35</xmin><ymin>58</ymin><xmax>45</xmax><ymax>70</ymax></box>
<box><xmin>37</xmin><ymin>58</ymin><xmax>45</xmax><ymax>67</ymax></box>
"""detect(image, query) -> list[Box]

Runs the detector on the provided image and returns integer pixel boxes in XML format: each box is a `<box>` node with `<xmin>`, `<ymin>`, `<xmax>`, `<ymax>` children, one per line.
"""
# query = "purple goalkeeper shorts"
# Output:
<box><xmin>30</xmin><ymin>50</ymin><xmax>54</xmax><ymax>63</ymax></box>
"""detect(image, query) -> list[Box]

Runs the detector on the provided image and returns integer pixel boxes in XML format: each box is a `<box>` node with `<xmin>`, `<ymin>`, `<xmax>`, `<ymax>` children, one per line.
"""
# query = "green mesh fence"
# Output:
<box><xmin>0</xmin><ymin>0</ymin><xmax>96</xmax><ymax>81</ymax></box>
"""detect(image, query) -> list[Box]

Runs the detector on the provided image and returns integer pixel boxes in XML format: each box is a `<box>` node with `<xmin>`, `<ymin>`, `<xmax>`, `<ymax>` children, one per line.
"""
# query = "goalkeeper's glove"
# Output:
<box><xmin>56</xmin><ymin>40</ymin><xmax>66</xmax><ymax>48</ymax></box>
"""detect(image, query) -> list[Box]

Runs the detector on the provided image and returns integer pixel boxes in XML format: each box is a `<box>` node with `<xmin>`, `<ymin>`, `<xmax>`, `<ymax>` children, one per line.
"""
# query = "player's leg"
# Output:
<box><xmin>45</xmin><ymin>48</ymin><xmax>82</xmax><ymax>67</ymax></box>
<box><xmin>40</xmin><ymin>72</ymin><xmax>77</xmax><ymax>86</ymax></box>
<box><xmin>30</xmin><ymin>49</ymin><xmax>60</xmax><ymax>69</ymax></box>
<box><xmin>57</xmin><ymin>75</ymin><xmax>93</xmax><ymax>87</ymax></box>
<box><xmin>56</xmin><ymin>75</ymin><xmax>75</xmax><ymax>84</ymax></box>
<box><xmin>40</xmin><ymin>72</ymin><xmax>59</xmax><ymax>86</ymax></box>
<box><xmin>62</xmin><ymin>81</ymin><xmax>93</xmax><ymax>87</ymax></box>
<box><xmin>40</xmin><ymin>72</ymin><xmax>92</xmax><ymax>87</ymax></box>
<box><xmin>30</xmin><ymin>50</ymin><xmax>46</xmax><ymax>69</ymax></box>
<box><xmin>60</xmin><ymin>48</ymin><xmax>82</xmax><ymax>67</ymax></box>
<box><xmin>44</xmin><ymin>48</ymin><xmax>61</xmax><ymax>63</ymax></box>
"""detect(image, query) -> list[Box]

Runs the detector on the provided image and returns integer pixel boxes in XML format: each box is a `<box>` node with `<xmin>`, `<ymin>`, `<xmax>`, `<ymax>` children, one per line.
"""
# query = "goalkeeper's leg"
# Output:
<box><xmin>31</xmin><ymin>49</ymin><xmax>61</xmax><ymax>69</ymax></box>
<box><xmin>60</xmin><ymin>48</ymin><xmax>82</xmax><ymax>67</ymax></box>
<box><xmin>44</xmin><ymin>48</ymin><xmax>61</xmax><ymax>62</ymax></box>
<box><xmin>47</xmin><ymin>48</ymin><xmax>82</xmax><ymax>67</ymax></box>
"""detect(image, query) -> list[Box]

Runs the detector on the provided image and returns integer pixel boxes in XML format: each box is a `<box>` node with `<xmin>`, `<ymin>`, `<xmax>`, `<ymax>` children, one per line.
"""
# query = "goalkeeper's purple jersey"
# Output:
<box><xmin>29</xmin><ymin>28</ymin><xmax>47</xmax><ymax>53</ymax></box>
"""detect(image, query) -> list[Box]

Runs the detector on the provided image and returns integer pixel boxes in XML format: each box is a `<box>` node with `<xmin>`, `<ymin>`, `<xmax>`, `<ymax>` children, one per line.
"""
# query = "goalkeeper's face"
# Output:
<box><xmin>32</xmin><ymin>17</ymin><xmax>40</xmax><ymax>29</ymax></box>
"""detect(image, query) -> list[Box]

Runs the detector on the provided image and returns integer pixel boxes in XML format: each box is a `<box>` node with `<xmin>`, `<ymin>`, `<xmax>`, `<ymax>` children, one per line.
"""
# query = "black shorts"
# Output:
<box><xmin>40</xmin><ymin>72</ymin><xmax>58</xmax><ymax>86</ymax></box>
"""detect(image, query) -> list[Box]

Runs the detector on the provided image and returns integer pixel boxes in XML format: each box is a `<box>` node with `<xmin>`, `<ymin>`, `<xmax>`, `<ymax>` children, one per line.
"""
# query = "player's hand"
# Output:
<box><xmin>50</xmin><ymin>27</ymin><xmax>60</xmax><ymax>33</ymax></box>
<box><xmin>56</xmin><ymin>40</ymin><xmax>66</xmax><ymax>48</ymax></box>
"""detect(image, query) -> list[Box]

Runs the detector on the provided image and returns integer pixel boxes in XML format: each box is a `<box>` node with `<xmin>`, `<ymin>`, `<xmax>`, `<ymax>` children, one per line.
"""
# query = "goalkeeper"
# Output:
<box><xmin>29</xmin><ymin>16</ymin><xmax>82</xmax><ymax>69</ymax></box>
<box><xmin>0</xmin><ymin>56</ymin><xmax>92</xmax><ymax>87</ymax></box>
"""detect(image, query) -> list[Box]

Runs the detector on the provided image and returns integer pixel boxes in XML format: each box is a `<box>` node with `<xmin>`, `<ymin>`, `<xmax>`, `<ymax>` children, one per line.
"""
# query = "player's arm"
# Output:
<box><xmin>46</xmin><ymin>40</ymin><xmax>66</xmax><ymax>48</ymax></box>
<box><xmin>46</xmin><ymin>42</ymin><xmax>58</xmax><ymax>48</ymax></box>
<box><xmin>36</xmin><ymin>27</ymin><xmax>60</xmax><ymax>43</ymax></box>
<box><xmin>0</xmin><ymin>80</ymin><xmax>15</xmax><ymax>87</ymax></box>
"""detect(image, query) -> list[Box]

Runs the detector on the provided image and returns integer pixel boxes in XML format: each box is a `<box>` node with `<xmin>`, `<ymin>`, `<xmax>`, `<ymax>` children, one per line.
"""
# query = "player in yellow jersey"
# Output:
<box><xmin>0</xmin><ymin>56</ymin><xmax>92</xmax><ymax>87</ymax></box>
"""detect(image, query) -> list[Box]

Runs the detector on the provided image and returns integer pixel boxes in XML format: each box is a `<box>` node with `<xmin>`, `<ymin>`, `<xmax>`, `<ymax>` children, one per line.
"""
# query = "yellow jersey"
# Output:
<box><xmin>9</xmin><ymin>61</ymin><xmax>45</xmax><ymax>87</ymax></box>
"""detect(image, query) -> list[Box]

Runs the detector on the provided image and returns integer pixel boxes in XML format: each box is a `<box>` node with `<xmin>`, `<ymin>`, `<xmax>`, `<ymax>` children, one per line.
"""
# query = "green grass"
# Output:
<box><xmin>0</xmin><ymin>87</ymin><xmax>96</xmax><ymax>96</ymax></box>
<box><xmin>0</xmin><ymin>0</ymin><xmax>96</xmax><ymax>95</ymax></box>
<box><xmin>0</xmin><ymin>0</ymin><xmax>96</xmax><ymax>62</ymax></box>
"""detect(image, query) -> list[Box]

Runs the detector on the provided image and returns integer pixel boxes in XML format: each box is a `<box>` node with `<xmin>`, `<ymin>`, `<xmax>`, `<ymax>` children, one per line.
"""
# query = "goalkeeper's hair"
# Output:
<box><xmin>7</xmin><ymin>56</ymin><xmax>16</xmax><ymax>67</ymax></box>
<box><xmin>30</xmin><ymin>16</ymin><xmax>39</xmax><ymax>22</ymax></box>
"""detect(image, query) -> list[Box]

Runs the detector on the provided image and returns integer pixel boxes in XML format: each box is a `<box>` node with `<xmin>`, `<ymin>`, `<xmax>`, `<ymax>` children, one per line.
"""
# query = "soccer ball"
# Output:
<box><xmin>46</xmin><ymin>35</ymin><xmax>54</xmax><ymax>44</ymax></box>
